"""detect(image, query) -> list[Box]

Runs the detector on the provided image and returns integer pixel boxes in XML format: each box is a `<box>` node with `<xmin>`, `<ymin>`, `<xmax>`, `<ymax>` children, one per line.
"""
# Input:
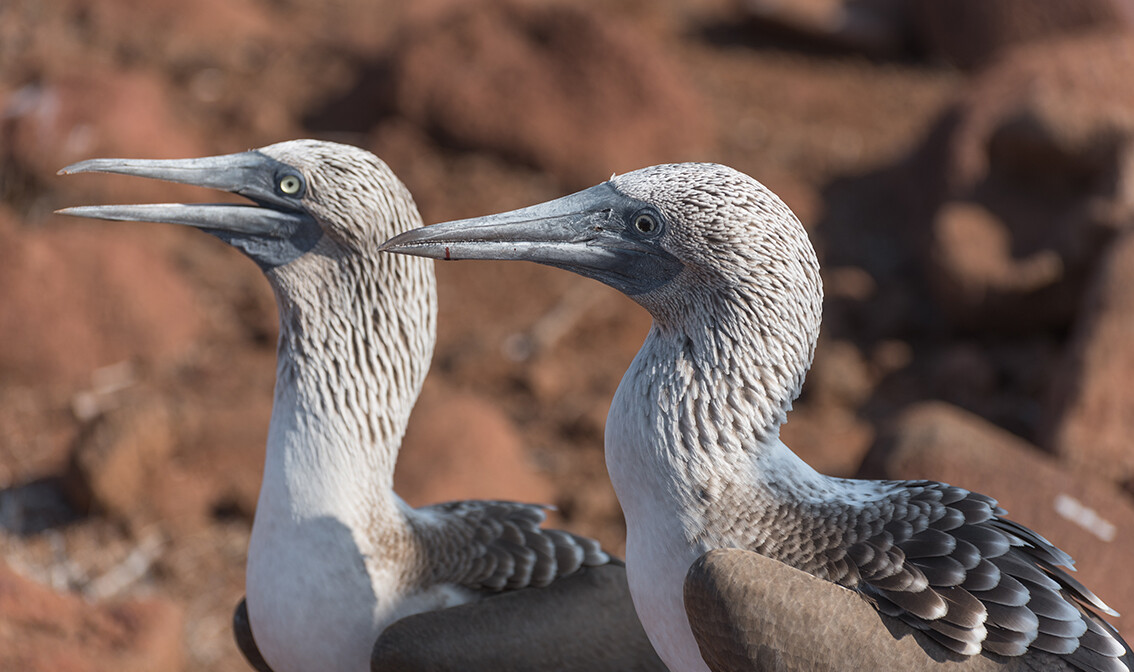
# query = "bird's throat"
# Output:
<box><xmin>259</xmin><ymin>253</ymin><xmax>435</xmax><ymax>527</ymax></box>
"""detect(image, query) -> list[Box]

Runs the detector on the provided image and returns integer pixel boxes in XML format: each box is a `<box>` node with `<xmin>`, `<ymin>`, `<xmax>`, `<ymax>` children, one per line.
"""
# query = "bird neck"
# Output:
<box><xmin>261</xmin><ymin>248</ymin><xmax>436</xmax><ymax>527</ymax></box>
<box><xmin>607</xmin><ymin>294</ymin><xmax>827</xmax><ymax>546</ymax></box>
<box><xmin>653</xmin><ymin>283</ymin><xmax>817</xmax><ymax>439</ymax></box>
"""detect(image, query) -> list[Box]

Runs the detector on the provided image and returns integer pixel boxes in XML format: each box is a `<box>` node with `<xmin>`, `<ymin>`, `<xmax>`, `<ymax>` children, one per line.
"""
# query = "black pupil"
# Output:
<box><xmin>636</xmin><ymin>215</ymin><xmax>655</xmax><ymax>232</ymax></box>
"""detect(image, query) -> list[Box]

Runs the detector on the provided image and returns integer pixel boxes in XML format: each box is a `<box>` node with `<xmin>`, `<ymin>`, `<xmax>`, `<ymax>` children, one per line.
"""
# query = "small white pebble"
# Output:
<box><xmin>1054</xmin><ymin>493</ymin><xmax>1116</xmax><ymax>542</ymax></box>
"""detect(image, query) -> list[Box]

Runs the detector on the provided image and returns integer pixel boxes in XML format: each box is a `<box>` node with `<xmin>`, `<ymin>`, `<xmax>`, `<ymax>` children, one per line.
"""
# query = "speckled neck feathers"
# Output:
<box><xmin>605</xmin><ymin>166</ymin><xmax>829</xmax><ymax>544</ymax></box>
<box><xmin>260</xmin><ymin>143</ymin><xmax>436</xmax><ymax>526</ymax></box>
<box><xmin>268</xmin><ymin>244</ymin><xmax>434</xmax><ymax>511</ymax></box>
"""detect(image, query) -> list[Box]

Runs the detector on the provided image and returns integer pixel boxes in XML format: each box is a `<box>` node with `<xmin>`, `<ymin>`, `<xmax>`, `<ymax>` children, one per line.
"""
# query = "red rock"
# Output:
<box><xmin>737</xmin><ymin>0</ymin><xmax>913</xmax><ymax>57</ymax></box>
<box><xmin>924</xmin><ymin>33</ymin><xmax>1134</xmax><ymax>330</ymax></box>
<box><xmin>0</xmin><ymin>561</ymin><xmax>183</xmax><ymax>672</ymax></box>
<box><xmin>946</xmin><ymin>33</ymin><xmax>1134</xmax><ymax>197</ymax></box>
<box><xmin>869</xmin><ymin>339</ymin><xmax>914</xmax><ymax>377</ymax></box>
<box><xmin>928</xmin><ymin>201</ymin><xmax>1063</xmax><ymax>329</ymax></box>
<box><xmin>863</xmin><ymin>402</ymin><xmax>1134</xmax><ymax>642</ymax></box>
<box><xmin>807</xmin><ymin>338</ymin><xmax>874</xmax><ymax>408</ymax></box>
<box><xmin>1045</xmin><ymin>230</ymin><xmax>1134</xmax><ymax>486</ymax></box>
<box><xmin>3</xmin><ymin>67</ymin><xmax>213</xmax><ymax>204</ymax></box>
<box><xmin>65</xmin><ymin>0</ymin><xmax>275</xmax><ymax>61</ymax></box>
<box><xmin>927</xmin><ymin>342</ymin><xmax>997</xmax><ymax>406</ymax></box>
<box><xmin>63</xmin><ymin>392</ymin><xmax>175</xmax><ymax>521</ymax></box>
<box><xmin>823</xmin><ymin>266</ymin><xmax>877</xmax><ymax>302</ymax></box>
<box><xmin>782</xmin><ymin>340</ymin><xmax>877</xmax><ymax>477</ymax></box>
<box><xmin>388</xmin><ymin>0</ymin><xmax>712</xmax><ymax>187</ymax></box>
<box><xmin>781</xmin><ymin>404</ymin><xmax>874</xmax><ymax>478</ymax></box>
<box><xmin>177</xmin><ymin>387</ymin><xmax>273</xmax><ymax>524</ymax></box>
<box><xmin>395</xmin><ymin>379</ymin><xmax>558</xmax><ymax>510</ymax></box>
<box><xmin>0</xmin><ymin>208</ymin><xmax>204</xmax><ymax>386</ymax></box>
<box><xmin>734</xmin><ymin>0</ymin><xmax>1134</xmax><ymax>67</ymax></box>
<box><xmin>915</xmin><ymin>0</ymin><xmax>1134</xmax><ymax>70</ymax></box>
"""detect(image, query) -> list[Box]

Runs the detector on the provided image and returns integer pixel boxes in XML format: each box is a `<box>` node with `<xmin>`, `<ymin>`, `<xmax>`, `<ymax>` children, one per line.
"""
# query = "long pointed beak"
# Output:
<box><xmin>380</xmin><ymin>182</ymin><xmax>682</xmax><ymax>296</ymax></box>
<box><xmin>57</xmin><ymin>203</ymin><xmax>309</xmax><ymax>236</ymax></box>
<box><xmin>56</xmin><ymin>151</ymin><xmax>322</xmax><ymax>271</ymax></box>
<box><xmin>59</xmin><ymin>152</ymin><xmax>297</xmax><ymax>208</ymax></box>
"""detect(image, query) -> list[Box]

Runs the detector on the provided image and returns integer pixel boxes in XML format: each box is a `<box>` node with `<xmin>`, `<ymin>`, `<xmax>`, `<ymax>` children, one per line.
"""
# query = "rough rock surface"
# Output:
<box><xmin>2</xmin><ymin>68</ymin><xmax>212</xmax><ymax>214</ymax></box>
<box><xmin>732</xmin><ymin>0</ymin><xmax>1134</xmax><ymax>67</ymax></box>
<box><xmin>920</xmin><ymin>33</ymin><xmax>1134</xmax><ymax>331</ymax></box>
<box><xmin>1045</xmin><ymin>230</ymin><xmax>1134</xmax><ymax>486</ymax></box>
<box><xmin>0</xmin><ymin>207</ymin><xmax>204</xmax><ymax>386</ymax></box>
<box><xmin>0</xmin><ymin>560</ymin><xmax>184</xmax><ymax>672</ymax></box>
<box><xmin>916</xmin><ymin>0</ymin><xmax>1134</xmax><ymax>69</ymax></box>
<box><xmin>946</xmin><ymin>33</ymin><xmax>1134</xmax><ymax>200</ymax></box>
<box><xmin>385</xmin><ymin>0</ymin><xmax>712</xmax><ymax>187</ymax></box>
<box><xmin>395</xmin><ymin>379</ymin><xmax>558</xmax><ymax>510</ymax></box>
<box><xmin>734</xmin><ymin>0</ymin><xmax>914</xmax><ymax>57</ymax></box>
<box><xmin>928</xmin><ymin>201</ymin><xmax>1064</xmax><ymax>330</ymax></box>
<box><xmin>783</xmin><ymin>338</ymin><xmax>876</xmax><ymax>477</ymax></box>
<box><xmin>63</xmin><ymin>393</ymin><xmax>176</xmax><ymax>522</ymax></box>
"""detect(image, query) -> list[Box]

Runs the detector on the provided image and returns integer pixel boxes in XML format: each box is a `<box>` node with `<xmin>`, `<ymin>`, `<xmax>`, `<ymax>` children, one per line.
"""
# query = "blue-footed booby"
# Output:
<box><xmin>381</xmin><ymin>162</ymin><xmax>1133</xmax><ymax>672</ymax></box>
<box><xmin>57</xmin><ymin>140</ymin><xmax>665</xmax><ymax>672</ymax></box>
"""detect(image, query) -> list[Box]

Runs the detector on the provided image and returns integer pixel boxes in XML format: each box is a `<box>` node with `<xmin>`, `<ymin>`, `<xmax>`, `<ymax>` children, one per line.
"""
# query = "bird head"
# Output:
<box><xmin>58</xmin><ymin>139</ymin><xmax>421</xmax><ymax>273</ymax></box>
<box><xmin>382</xmin><ymin>163</ymin><xmax>822</xmax><ymax>347</ymax></box>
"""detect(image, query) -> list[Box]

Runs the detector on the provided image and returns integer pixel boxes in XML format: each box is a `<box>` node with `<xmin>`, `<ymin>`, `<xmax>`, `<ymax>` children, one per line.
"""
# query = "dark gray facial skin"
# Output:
<box><xmin>58</xmin><ymin>151</ymin><xmax>322</xmax><ymax>271</ymax></box>
<box><xmin>380</xmin><ymin>181</ymin><xmax>683</xmax><ymax>297</ymax></box>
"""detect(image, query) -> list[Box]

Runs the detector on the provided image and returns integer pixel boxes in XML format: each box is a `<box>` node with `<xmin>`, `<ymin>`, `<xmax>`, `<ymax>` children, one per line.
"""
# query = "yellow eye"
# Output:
<box><xmin>279</xmin><ymin>175</ymin><xmax>302</xmax><ymax>195</ymax></box>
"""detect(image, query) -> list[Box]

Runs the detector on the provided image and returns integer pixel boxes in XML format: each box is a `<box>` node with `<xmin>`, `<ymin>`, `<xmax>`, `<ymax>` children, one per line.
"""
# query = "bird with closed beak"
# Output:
<box><xmin>381</xmin><ymin>162</ymin><xmax>1133</xmax><ymax>672</ymax></box>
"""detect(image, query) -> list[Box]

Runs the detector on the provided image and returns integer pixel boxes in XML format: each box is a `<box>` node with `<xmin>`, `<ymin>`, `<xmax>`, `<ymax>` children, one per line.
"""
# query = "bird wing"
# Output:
<box><xmin>233</xmin><ymin>597</ymin><xmax>275</xmax><ymax>672</ymax></box>
<box><xmin>683</xmin><ymin>547</ymin><xmax>1115</xmax><ymax>672</ymax></box>
<box><xmin>373</xmin><ymin>562</ymin><xmax>667</xmax><ymax>672</ymax></box>
<box><xmin>800</xmin><ymin>481</ymin><xmax>1130</xmax><ymax>671</ymax></box>
<box><xmin>411</xmin><ymin>500</ymin><xmax>609</xmax><ymax>591</ymax></box>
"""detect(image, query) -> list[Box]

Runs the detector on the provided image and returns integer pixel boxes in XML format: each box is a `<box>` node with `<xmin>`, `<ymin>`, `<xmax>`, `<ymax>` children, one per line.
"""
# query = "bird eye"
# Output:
<box><xmin>634</xmin><ymin>212</ymin><xmax>659</xmax><ymax>234</ymax></box>
<box><xmin>279</xmin><ymin>174</ymin><xmax>302</xmax><ymax>195</ymax></box>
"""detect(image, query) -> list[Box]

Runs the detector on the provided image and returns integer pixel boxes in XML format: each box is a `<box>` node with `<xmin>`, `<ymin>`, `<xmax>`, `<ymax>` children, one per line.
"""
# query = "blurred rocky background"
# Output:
<box><xmin>1</xmin><ymin>0</ymin><xmax>1133</xmax><ymax>669</ymax></box>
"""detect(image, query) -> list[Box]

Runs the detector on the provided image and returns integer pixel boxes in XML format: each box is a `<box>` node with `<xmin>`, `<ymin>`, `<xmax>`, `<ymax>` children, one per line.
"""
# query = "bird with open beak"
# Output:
<box><xmin>57</xmin><ymin>140</ymin><xmax>665</xmax><ymax>672</ymax></box>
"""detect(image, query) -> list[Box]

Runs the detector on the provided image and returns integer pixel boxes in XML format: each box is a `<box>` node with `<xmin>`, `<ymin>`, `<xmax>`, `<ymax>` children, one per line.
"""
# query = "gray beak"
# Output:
<box><xmin>57</xmin><ymin>151</ymin><xmax>322</xmax><ymax>271</ymax></box>
<box><xmin>380</xmin><ymin>182</ymin><xmax>681</xmax><ymax>296</ymax></box>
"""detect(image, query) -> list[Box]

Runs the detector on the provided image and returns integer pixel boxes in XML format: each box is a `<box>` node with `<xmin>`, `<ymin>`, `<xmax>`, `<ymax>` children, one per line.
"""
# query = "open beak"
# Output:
<box><xmin>57</xmin><ymin>151</ymin><xmax>322</xmax><ymax>271</ymax></box>
<box><xmin>379</xmin><ymin>182</ymin><xmax>681</xmax><ymax>296</ymax></box>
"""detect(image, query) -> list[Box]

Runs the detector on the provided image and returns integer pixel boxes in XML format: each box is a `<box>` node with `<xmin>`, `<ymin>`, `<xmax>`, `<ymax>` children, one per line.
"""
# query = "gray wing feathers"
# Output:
<box><xmin>233</xmin><ymin>598</ymin><xmax>274</xmax><ymax>672</ymax></box>
<box><xmin>820</xmin><ymin>481</ymin><xmax>1130</xmax><ymax>671</ymax></box>
<box><xmin>684</xmin><ymin>548</ymin><xmax>1082</xmax><ymax>672</ymax></box>
<box><xmin>686</xmin><ymin>534</ymin><xmax>1132</xmax><ymax>672</ymax></box>
<box><xmin>415</xmin><ymin>500</ymin><xmax>608</xmax><ymax>592</ymax></box>
<box><xmin>373</xmin><ymin>564</ymin><xmax>666</xmax><ymax>672</ymax></box>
